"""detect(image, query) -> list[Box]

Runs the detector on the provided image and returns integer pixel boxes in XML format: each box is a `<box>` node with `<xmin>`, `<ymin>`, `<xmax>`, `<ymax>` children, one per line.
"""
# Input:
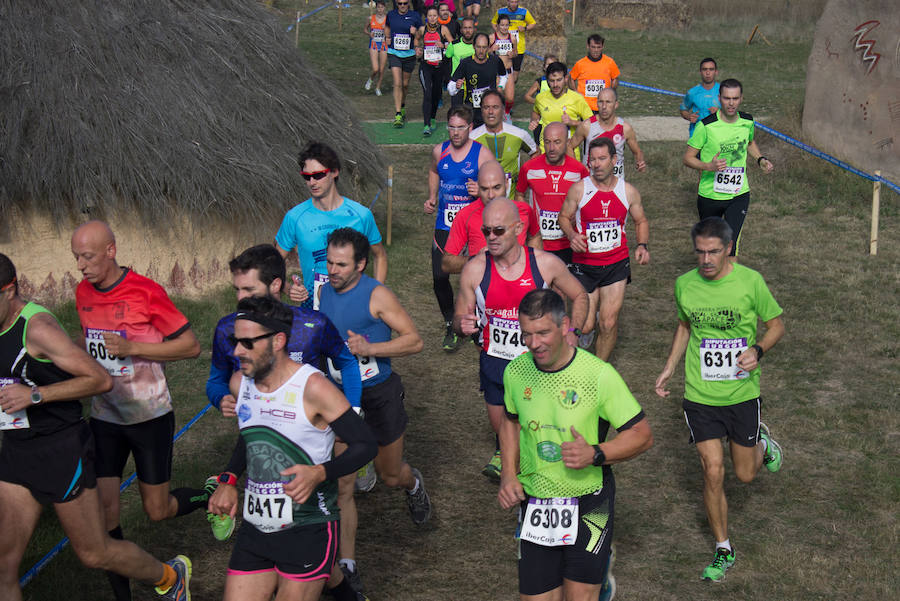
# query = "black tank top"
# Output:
<box><xmin>0</xmin><ymin>302</ymin><xmax>84</xmax><ymax>440</ymax></box>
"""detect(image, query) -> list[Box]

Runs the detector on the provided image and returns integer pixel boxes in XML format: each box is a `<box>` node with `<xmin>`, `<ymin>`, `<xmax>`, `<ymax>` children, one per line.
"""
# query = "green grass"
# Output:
<box><xmin>15</xmin><ymin>4</ymin><xmax>900</xmax><ymax>601</ymax></box>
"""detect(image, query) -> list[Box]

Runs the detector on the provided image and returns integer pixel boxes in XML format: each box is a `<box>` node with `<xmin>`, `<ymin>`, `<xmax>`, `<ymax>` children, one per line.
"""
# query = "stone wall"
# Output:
<box><xmin>521</xmin><ymin>0</ymin><xmax>568</xmax><ymax>69</ymax></box>
<box><xmin>580</xmin><ymin>0</ymin><xmax>691</xmax><ymax>30</ymax></box>
<box><xmin>802</xmin><ymin>0</ymin><xmax>900</xmax><ymax>183</ymax></box>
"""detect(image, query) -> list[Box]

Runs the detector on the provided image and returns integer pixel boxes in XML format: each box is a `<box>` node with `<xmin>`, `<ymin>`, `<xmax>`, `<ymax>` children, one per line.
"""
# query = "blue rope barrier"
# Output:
<box><xmin>369</xmin><ymin>189</ymin><xmax>381</xmax><ymax>209</ymax></box>
<box><xmin>523</xmin><ymin>50</ymin><xmax>898</xmax><ymax>194</ymax></box>
<box><xmin>19</xmin><ymin>403</ymin><xmax>214</xmax><ymax>588</ymax></box>
<box><xmin>287</xmin><ymin>1</ymin><xmax>335</xmax><ymax>31</ymax></box>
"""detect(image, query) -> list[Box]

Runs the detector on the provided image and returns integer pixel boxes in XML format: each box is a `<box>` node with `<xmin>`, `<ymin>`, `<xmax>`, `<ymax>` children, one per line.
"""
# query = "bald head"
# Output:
<box><xmin>477</xmin><ymin>160</ymin><xmax>508</xmax><ymax>203</ymax></box>
<box><xmin>483</xmin><ymin>197</ymin><xmax>519</xmax><ymax>227</ymax></box>
<box><xmin>543</xmin><ymin>122</ymin><xmax>569</xmax><ymax>165</ymax></box>
<box><xmin>71</xmin><ymin>220</ymin><xmax>121</xmax><ymax>288</ymax></box>
<box><xmin>543</xmin><ymin>122</ymin><xmax>567</xmax><ymax>143</ymax></box>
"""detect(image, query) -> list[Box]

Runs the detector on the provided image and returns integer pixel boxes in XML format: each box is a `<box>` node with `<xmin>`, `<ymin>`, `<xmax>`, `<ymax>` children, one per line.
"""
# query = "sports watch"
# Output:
<box><xmin>217</xmin><ymin>472</ymin><xmax>238</xmax><ymax>486</ymax></box>
<box><xmin>30</xmin><ymin>385</ymin><xmax>42</xmax><ymax>405</ymax></box>
<box><xmin>592</xmin><ymin>444</ymin><xmax>606</xmax><ymax>467</ymax></box>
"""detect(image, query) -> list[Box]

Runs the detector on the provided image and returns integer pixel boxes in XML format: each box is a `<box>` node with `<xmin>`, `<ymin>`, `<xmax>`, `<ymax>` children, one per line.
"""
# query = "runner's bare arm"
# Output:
<box><xmin>625</xmin><ymin>184</ymin><xmax>650</xmax><ymax>265</ymax></box>
<box><xmin>736</xmin><ymin>315</ymin><xmax>784</xmax><ymax>372</ymax></box>
<box><xmin>425</xmin><ymin>145</ymin><xmax>441</xmax><ymax>213</ymax></box>
<box><xmin>497</xmin><ymin>412</ymin><xmax>525</xmax><ymax>509</ymax></box>
<box><xmin>558</xmin><ymin>181</ymin><xmax>587</xmax><ymax>253</ymax></box>
<box><xmin>347</xmin><ymin>285</ymin><xmax>423</xmax><ymax>358</ymax></box>
<box><xmin>452</xmin><ymin>256</ymin><xmax>483</xmax><ymax>335</ymax></box>
<box><xmin>624</xmin><ymin>122</ymin><xmax>647</xmax><ymax>171</ymax></box>
<box><xmin>103</xmin><ymin>326</ymin><xmax>200</xmax><ymax>362</ymax></box>
<box><xmin>370</xmin><ymin>242</ymin><xmax>388</xmax><ymax>283</ymax></box>
<box><xmin>567</xmin><ymin>120</ymin><xmax>589</xmax><ymax>157</ymax></box>
<box><xmin>537</xmin><ymin>251</ymin><xmax>588</xmax><ymax>332</ymax></box>
<box><xmin>655</xmin><ymin>320</ymin><xmax>690</xmax><ymax>398</ymax></box>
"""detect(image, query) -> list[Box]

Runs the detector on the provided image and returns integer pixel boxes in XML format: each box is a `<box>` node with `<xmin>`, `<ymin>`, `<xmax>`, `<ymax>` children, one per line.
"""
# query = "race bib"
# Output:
<box><xmin>585</xmin><ymin>79</ymin><xmax>605</xmax><ymax>97</ymax></box>
<box><xmin>393</xmin><ymin>33</ymin><xmax>411</xmax><ymax>50</ymax></box>
<box><xmin>312</xmin><ymin>272</ymin><xmax>329</xmax><ymax>311</ymax></box>
<box><xmin>539</xmin><ymin>209</ymin><xmax>564</xmax><ymax>240</ymax></box>
<box><xmin>505</xmin><ymin>172</ymin><xmax>513</xmax><ymax>197</ymax></box>
<box><xmin>327</xmin><ymin>354</ymin><xmax>380</xmax><ymax>384</ymax></box>
<box><xmin>487</xmin><ymin>315</ymin><xmax>526</xmax><ymax>360</ymax></box>
<box><xmin>443</xmin><ymin>201</ymin><xmax>468</xmax><ymax>228</ymax></box>
<box><xmin>424</xmin><ymin>44</ymin><xmax>442</xmax><ymax>63</ymax></box>
<box><xmin>520</xmin><ymin>497</ymin><xmax>579</xmax><ymax>547</ymax></box>
<box><xmin>85</xmin><ymin>328</ymin><xmax>135</xmax><ymax>377</ymax></box>
<box><xmin>243</xmin><ymin>479</ymin><xmax>294</xmax><ymax>533</ymax></box>
<box><xmin>700</xmin><ymin>338</ymin><xmax>749</xmax><ymax>381</ymax></box>
<box><xmin>372</xmin><ymin>29</ymin><xmax>384</xmax><ymax>43</ymax></box>
<box><xmin>471</xmin><ymin>86</ymin><xmax>489</xmax><ymax>108</ymax></box>
<box><xmin>0</xmin><ymin>377</ymin><xmax>30</xmax><ymax>431</ymax></box>
<box><xmin>713</xmin><ymin>167</ymin><xmax>744</xmax><ymax>195</ymax></box>
<box><xmin>496</xmin><ymin>39</ymin><xmax>513</xmax><ymax>55</ymax></box>
<box><xmin>612</xmin><ymin>158</ymin><xmax>625</xmax><ymax>179</ymax></box>
<box><xmin>586</xmin><ymin>221</ymin><xmax>622</xmax><ymax>254</ymax></box>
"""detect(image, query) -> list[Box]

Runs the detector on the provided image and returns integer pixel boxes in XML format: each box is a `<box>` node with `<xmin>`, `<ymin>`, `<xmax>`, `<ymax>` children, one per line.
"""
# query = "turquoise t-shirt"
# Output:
<box><xmin>680</xmin><ymin>82</ymin><xmax>720</xmax><ymax>136</ymax></box>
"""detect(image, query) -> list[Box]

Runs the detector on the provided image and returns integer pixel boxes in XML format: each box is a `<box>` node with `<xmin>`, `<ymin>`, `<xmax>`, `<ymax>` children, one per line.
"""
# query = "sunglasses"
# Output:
<box><xmin>227</xmin><ymin>331</ymin><xmax>277</xmax><ymax>350</ymax></box>
<box><xmin>0</xmin><ymin>277</ymin><xmax>15</xmax><ymax>292</ymax></box>
<box><xmin>481</xmin><ymin>225</ymin><xmax>511</xmax><ymax>237</ymax></box>
<box><xmin>301</xmin><ymin>169</ymin><xmax>330</xmax><ymax>181</ymax></box>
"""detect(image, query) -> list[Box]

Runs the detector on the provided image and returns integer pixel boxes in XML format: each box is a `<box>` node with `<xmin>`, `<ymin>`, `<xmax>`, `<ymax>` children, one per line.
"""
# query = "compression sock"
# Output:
<box><xmin>327</xmin><ymin>576</ymin><xmax>359</xmax><ymax>601</ymax></box>
<box><xmin>155</xmin><ymin>563</ymin><xmax>177</xmax><ymax>591</ymax></box>
<box><xmin>172</xmin><ymin>486</ymin><xmax>210</xmax><ymax>517</ymax></box>
<box><xmin>716</xmin><ymin>539</ymin><xmax>732</xmax><ymax>552</ymax></box>
<box><xmin>105</xmin><ymin>526</ymin><xmax>133</xmax><ymax>601</ymax></box>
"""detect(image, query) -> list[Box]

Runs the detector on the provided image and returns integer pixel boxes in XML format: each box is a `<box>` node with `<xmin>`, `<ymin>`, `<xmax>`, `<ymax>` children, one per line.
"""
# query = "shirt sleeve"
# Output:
<box><xmin>520</xmin><ymin>129</ymin><xmax>538</xmax><ymax>155</ymax></box>
<box><xmin>206</xmin><ymin>362</ymin><xmax>231</xmax><ymax>409</ymax></box>
<box><xmin>274</xmin><ymin>210</ymin><xmax>298</xmax><ymax>253</ymax></box>
<box><xmin>515</xmin><ymin>164</ymin><xmax>530</xmax><ymax>194</ymax></box>
<box><xmin>679</xmin><ymin>89</ymin><xmax>691</xmax><ymax>111</ymax></box>
<box><xmin>490</xmin><ymin>11</ymin><xmax>499</xmax><ymax>25</ymax></box>
<box><xmin>575</xmin><ymin>96</ymin><xmax>593</xmax><ymax>121</ymax></box>
<box><xmin>331</xmin><ymin>344</ymin><xmax>362</xmax><ymax>408</ymax></box>
<box><xmin>608</xmin><ymin>57</ymin><xmax>620</xmax><ymax>80</ymax></box>
<box><xmin>525</xmin><ymin>204</ymin><xmax>539</xmax><ymax>237</ymax></box>
<box><xmin>569</xmin><ymin>60</ymin><xmax>581</xmax><ymax>81</ymax></box>
<box><xmin>360</xmin><ymin>208</ymin><xmax>383</xmax><ymax>246</ymax></box>
<box><xmin>754</xmin><ymin>273</ymin><xmax>783</xmax><ymax>322</ymax></box>
<box><xmin>444</xmin><ymin>215</ymin><xmax>467</xmax><ymax>255</ymax></box>
<box><xmin>578</xmin><ymin>162</ymin><xmax>590</xmax><ymax>178</ymax></box>
<box><xmin>147</xmin><ymin>283</ymin><xmax>190</xmax><ymax>338</ymax></box>
<box><xmin>597</xmin><ymin>363</ymin><xmax>643</xmax><ymax>430</ymax></box>
<box><xmin>525</xmin><ymin>10</ymin><xmax>536</xmax><ymax>25</ymax></box>
<box><xmin>687</xmin><ymin>120</ymin><xmax>706</xmax><ymax>150</ymax></box>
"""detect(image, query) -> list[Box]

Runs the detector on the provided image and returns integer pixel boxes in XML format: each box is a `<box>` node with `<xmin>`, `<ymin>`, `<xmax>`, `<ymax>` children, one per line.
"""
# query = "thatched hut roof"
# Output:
<box><xmin>0</xmin><ymin>0</ymin><xmax>385</xmax><ymax>226</ymax></box>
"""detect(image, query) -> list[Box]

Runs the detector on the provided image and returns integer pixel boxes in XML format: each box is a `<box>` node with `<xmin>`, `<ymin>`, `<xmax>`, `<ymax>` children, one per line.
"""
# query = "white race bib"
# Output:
<box><xmin>0</xmin><ymin>377</ymin><xmax>30</xmax><ymax>431</ymax></box>
<box><xmin>612</xmin><ymin>158</ymin><xmax>625</xmax><ymax>179</ymax></box>
<box><xmin>372</xmin><ymin>29</ymin><xmax>384</xmax><ymax>43</ymax></box>
<box><xmin>471</xmin><ymin>86</ymin><xmax>489</xmax><ymax>108</ymax></box>
<box><xmin>312</xmin><ymin>272</ymin><xmax>329</xmax><ymax>311</ymax></box>
<box><xmin>585</xmin><ymin>79</ymin><xmax>605</xmax><ymax>97</ymax></box>
<box><xmin>424</xmin><ymin>44</ymin><xmax>442</xmax><ymax>63</ymax></box>
<box><xmin>700</xmin><ymin>338</ymin><xmax>749</xmax><ymax>381</ymax></box>
<box><xmin>496</xmin><ymin>39</ymin><xmax>513</xmax><ymax>55</ymax></box>
<box><xmin>487</xmin><ymin>315</ymin><xmax>527</xmax><ymax>360</ymax></box>
<box><xmin>586</xmin><ymin>221</ymin><xmax>622</xmax><ymax>254</ymax></box>
<box><xmin>713</xmin><ymin>167</ymin><xmax>744</xmax><ymax>195</ymax></box>
<box><xmin>85</xmin><ymin>328</ymin><xmax>135</xmax><ymax>377</ymax></box>
<box><xmin>327</xmin><ymin>354</ymin><xmax>380</xmax><ymax>384</ymax></box>
<box><xmin>539</xmin><ymin>209</ymin><xmax>564</xmax><ymax>240</ymax></box>
<box><xmin>520</xmin><ymin>497</ymin><xmax>579</xmax><ymax>546</ymax></box>
<box><xmin>393</xmin><ymin>33</ymin><xmax>411</xmax><ymax>50</ymax></box>
<box><xmin>243</xmin><ymin>479</ymin><xmax>293</xmax><ymax>533</ymax></box>
<box><xmin>443</xmin><ymin>201</ymin><xmax>468</xmax><ymax>228</ymax></box>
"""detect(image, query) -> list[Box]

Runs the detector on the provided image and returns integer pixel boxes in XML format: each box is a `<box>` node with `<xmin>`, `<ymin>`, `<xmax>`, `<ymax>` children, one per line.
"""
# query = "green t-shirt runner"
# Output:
<box><xmin>676</xmin><ymin>263</ymin><xmax>782</xmax><ymax>407</ymax></box>
<box><xmin>470</xmin><ymin>122</ymin><xmax>537</xmax><ymax>197</ymax></box>
<box><xmin>688</xmin><ymin>110</ymin><xmax>755</xmax><ymax>200</ymax></box>
<box><xmin>503</xmin><ymin>348</ymin><xmax>644</xmax><ymax>499</ymax></box>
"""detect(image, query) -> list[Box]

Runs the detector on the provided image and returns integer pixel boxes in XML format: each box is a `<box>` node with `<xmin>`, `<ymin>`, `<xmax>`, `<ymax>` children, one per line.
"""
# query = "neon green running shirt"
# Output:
<box><xmin>688</xmin><ymin>110</ymin><xmax>755</xmax><ymax>200</ymax></box>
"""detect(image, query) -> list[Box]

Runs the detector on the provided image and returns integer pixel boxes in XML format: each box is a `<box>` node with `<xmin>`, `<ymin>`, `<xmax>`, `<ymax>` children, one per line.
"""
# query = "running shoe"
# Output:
<box><xmin>599</xmin><ymin>543</ymin><xmax>617</xmax><ymax>601</ymax></box>
<box><xmin>364</xmin><ymin>78</ymin><xmax>372</xmax><ymax>91</ymax></box>
<box><xmin>441</xmin><ymin>322</ymin><xmax>460</xmax><ymax>352</ymax></box>
<box><xmin>437</xmin><ymin>97</ymin><xmax>444</xmax><ymax>109</ymax></box>
<box><xmin>354</xmin><ymin>460</ymin><xmax>377</xmax><ymax>493</ymax></box>
<box><xmin>400</xmin><ymin>106</ymin><xmax>407</xmax><ymax>122</ymax></box>
<box><xmin>203</xmin><ymin>476</ymin><xmax>235</xmax><ymax>541</ymax></box>
<box><xmin>701</xmin><ymin>546</ymin><xmax>735</xmax><ymax>582</ymax></box>
<box><xmin>430</xmin><ymin>118</ymin><xmax>437</xmax><ymax>129</ymax></box>
<box><xmin>156</xmin><ymin>555</ymin><xmax>192</xmax><ymax>600</ymax></box>
<box><xmin>759</xmin><ymin>422</ymin><xmax>783</xmax><ymax>472</ymax></box>
<box><xmin>406</xmin><ymin>467</ymin><xmax>432</xmax><ymax>525</ymax></box>
<box><xmin>340</xmin><ymin>562</ymin><xmax>366</xmax><ymax>595</ymax></box>
<box><xmin>578</xmin><ymin>330</ymin><xmax>596</xmax><ymax>350</ymax></box>
<box><xmin>423</xmin><ymin>125</ymin><xmax>432</xmax><ymax>137</ymax></box>
<box><xmin>482</xmin><ymin>450</ymin><xmax>501</xmax><ymax>481</ymax></box>
<box><xmin>374</xmin><ymin>88</ymin><xmax>382</xmax><ymax>96</ymax></box>
<box><xmin>392</xmin><ymin>113</ymin><xmax>403</xmax><ymax>128</ymax></box>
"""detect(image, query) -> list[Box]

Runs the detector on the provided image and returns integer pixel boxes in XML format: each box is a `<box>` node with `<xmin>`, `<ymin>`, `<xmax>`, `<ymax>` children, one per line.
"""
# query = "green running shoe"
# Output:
<box><xmin>156</xmin><ymin>555</ymin><xmax>192</xmax><ymax>600</ymax></box>
<box><xmin>400</xmin><ymin>106</ymin><xmax>407</xmax><ymax>121</ymax></box>
<box><xmin>393</xmin><ymin>113</ymin><xmax>404</xmax><ymax>128</ymax></box>
<box><xmin>701</xmin><ymin>547</ymin><xmax>735</xmax><ymax>582</ymax></box>
<box><xmin>423</xmin><ymin>125</ymin><xmax>432</xmax><ymax>137</ymax></box>
<box><xmin>759</xmin><ymin>422</ymin><xmax>783</xmax><ymax>472</ymax></box>
<box><xmin>354</xmin><ymin>460</ymin><xmax>377</xmax><ymax>493</ymax></box>
<box><xmin>204</xmin><ymin>476</ymin><xmax>234</xmax><ymax>541</ymax></box>
<box><xmin>482</xmin><ymin>451</ymin><xmax>501</xmax><ymax>481</ymax></box>
<box><xmin>441</xmin><ymin>322</ymin><xmax>460</xmax><ymax>353</ymax></box>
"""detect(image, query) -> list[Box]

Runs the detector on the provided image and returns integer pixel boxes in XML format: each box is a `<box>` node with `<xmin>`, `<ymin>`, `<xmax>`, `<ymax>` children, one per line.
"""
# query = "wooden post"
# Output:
<box><xmin>295</xmin><ymin>11</ymin><xmax>300</xmax><ymax>47</ymax></box>
<box><xmin>870</xmin><ymin>170</ymin><xmax>881</xmax><ymax>255</ymax></box>
<box><xmin>572</xmin><ymin>0</ymin><xmax>577</xmax><ymax>28</ymax></box>
<box><xmin>387</xmin><ymin>165</ymin><xmax>394</xmax><ymax>246</ymax></box>
<box><xmin>338</xmin><ymin>2</ymin><xmax>343</xmax><ymax>32</ymax></box>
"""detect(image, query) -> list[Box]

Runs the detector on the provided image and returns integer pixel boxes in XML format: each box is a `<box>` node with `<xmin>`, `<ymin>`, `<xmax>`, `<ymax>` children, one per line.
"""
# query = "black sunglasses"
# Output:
<box><xmin>481</xmin><ymin>225</ymin><xmax>509</xmax><ymax>237</ymax></box>
<box><xmin>227</xmin><ymin>331</ymin><xmax>277</xmax><ymax>350</ymax></box>
<box><xmin>301</xmin><ymin>169</ymin><xmax>330</xmax><ymax>181</ymax></box>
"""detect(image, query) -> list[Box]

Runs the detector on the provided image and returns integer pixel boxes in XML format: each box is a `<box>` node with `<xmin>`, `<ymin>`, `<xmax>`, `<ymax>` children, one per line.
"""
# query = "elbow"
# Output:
<box><xmin>188</xmin><ymin>341</ymin><xmax>202</xmax><ymax>359</ymax></box>
<box><xmin>410</xmin><ymin>335</ymin><xmax>424</xmax><ymax>354</ymax></box>
<box><xmin>96</xmin><ymin>371</ymin><xmax>113</xmax><ymax>394</ymax></box>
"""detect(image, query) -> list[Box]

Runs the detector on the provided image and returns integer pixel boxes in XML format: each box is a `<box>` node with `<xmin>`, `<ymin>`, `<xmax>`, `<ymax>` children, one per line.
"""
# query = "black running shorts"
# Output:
<box><xmin>228</xmin><ymin>519</ymin><xmax>339</xmax><ymax>581</ymax></box>
<box><xmin>361</xmin><ymin>372</ymin><xmax>409</xmax><ymax>447</ymax></box>
<box><xmin>570</xmin><ymin>258</ymin><xmax>631</xmax><ymax>293</ymax></box>
<box><xmin>90</xmin><ymin>412</ymin><xmax>174</xmax><ymax>484</ymax></box>
<box><xmin>682</xmin><ymin>397</ymin><xmax>761</xmax><ymax>447</ymax></box>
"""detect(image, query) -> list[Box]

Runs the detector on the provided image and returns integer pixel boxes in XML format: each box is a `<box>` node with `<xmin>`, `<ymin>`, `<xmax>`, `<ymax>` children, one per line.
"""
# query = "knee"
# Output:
<box><xmin>734</xmin><ymin>463</ymin><xmax>758</xmax><ymax>484</ymax></box>
<box><xmin>598</xmin><ymin>314</ymin><xmax>618</xmax><ymax>333</ymax></box>
<box><xmin>73</xmin><ymin>541</ymin><xmax>114</xmax><ymax>571</ymax></box>
<box><xmin>142</xmin><ymin>497</ymin><xmax>171</xmax><ymax>522</ymax></box>
<box><xmin>337</xmin><ymin>475</ymin><xmax>355</xmax><ymax>505</ymax></box>
<box><xmin>700</xmin><ymin>459</ymin><xmax>725</xmax><ymax>486</ymax></box>
<box><xmin>377</xmin><ymin>464</ymin><xmax>407</xmax><ymax>489</ymax></box>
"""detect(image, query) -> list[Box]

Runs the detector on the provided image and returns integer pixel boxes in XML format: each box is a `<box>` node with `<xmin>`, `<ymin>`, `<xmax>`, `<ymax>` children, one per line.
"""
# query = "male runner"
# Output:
<box><xmin>498</xmin><ymin>288</ymin><xmax>653</xmax><ymax>601</ymax></box>
<box><xmin>444</xmin><ymin>16</ymin><xmax>476</xmax><ymax>107</ymax></box>
<box><xmin>454</xmin><ymin>198</ymin><xmax>588</xmax><ymax>480</ymax></box>
<box><xmin>568</xmin><ymin>88</ymin><xmax>647</xmax><ymax>179</ymax></box>
<box><xmin>71</xmin><ymin>221</ymin><xmax>205</xmax><ymax>601</ymax></box>
<box><xmin>654</xmin><ymin>217</ymin><xmax>785</xmax><ymax>582</ymax></box>
<box><xmin>682</xmin><ymin>78</ymin><xmax>774</xmax><ymax>256</ymax></box>
<box><xmin>442</xmin><ymin>160</ymin><xmax>542</xmax><ymax>275</ymax></box>
<box><xmin>448</xmin><ymin>33</ymin><xmax>508</xmax><ymax>128</ymax></box>
<box><xmin>0</xmin><ymin>253</ymin><xmax>191</xmax><ymax>601</ymax></box>
<box><xmin>558</xmin><ymin>137</ymin><xmax>650</xmax><ymax>360</ymax></box>
<box><xmin>530</xmin><ymin>62</ymin><xmax>593</xmax><ymax>155</ymax></box>
<box><xmin>516</xmin><ymin>122</ymin><xmax>589</xmax><ymax>266</ymax></box>
<box><xmin>680</xmin><ymin>57</ymin><xmax>720</xmax><ymax>136</ymax></box>
<box><xmin>438</xmin><ymin>2</ymin><xmax>460</xmax><ymax>41</ymax></box>
<box><xmin>425</xmin><ymin>105</ymin><xmax>492</xmax><ymax>351</ymax></box>
<box><xmin>567</xmin><ymin>34</ymin><xmax>620</xmax><ymax>114</ymax></box>
<box><xmin>384</xmin><ymin>0</ymin><xmax>423</xmax><ymax>127</ymax></box>
<box><xmin>463</xmin><ymin>0</ymin><xmax>481</xmax><ymax>26</ymax></box>
<box><xmin>207</xmin><ymin>296</ymin><xmax>377</xmax><ymax>601</ymax></box>
<box><xmin>275</xmin><ymin>142</ymin><xmax>387</xmax><ymax>307</ymax></box>
<box><xmin>319</xmin><ymin>228</ymin><xmax>433</xmax><ymax>596</ymax></box>
<box><xmin>491</xmin><ymin>0</ymin><xmax>536</xmax><ymax>87</ymax></box>
<box><xmin>470</xmin><ymin>89</ymin><xmax>537</xmax><ymax>197</ymax></box>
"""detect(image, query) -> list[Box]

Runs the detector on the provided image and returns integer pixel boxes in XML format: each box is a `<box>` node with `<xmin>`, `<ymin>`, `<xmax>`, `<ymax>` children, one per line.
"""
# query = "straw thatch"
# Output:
<box><xmin>0</xmin><ymin>0</ymin><xmax>385</xmax><ymax>227</ymax></box>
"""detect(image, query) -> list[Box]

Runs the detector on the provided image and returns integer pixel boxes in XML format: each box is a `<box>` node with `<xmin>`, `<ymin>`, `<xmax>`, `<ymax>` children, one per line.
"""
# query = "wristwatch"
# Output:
<box><xmin>569</xmin><ymin>327</ymin><xmax>583</xmax><ymax>337</ymax></box>
<box><xmin>217</xmin><ymin>472</ymin><xmax>238</xmax><ymax>486</ymax></box>
<box><xmin>30</xmin><ymin>385</ymin><xmax>42</xmax><ymax>405</ymax></box>
<box><xmin>751</xmin><ymin>344</ymin><xmax>764</xmax><ymax>361</ymax></box>
<box><xmin>592</xmin><ymin>444</ymin><xmax>606</xmax><ymax>467</ymax></box>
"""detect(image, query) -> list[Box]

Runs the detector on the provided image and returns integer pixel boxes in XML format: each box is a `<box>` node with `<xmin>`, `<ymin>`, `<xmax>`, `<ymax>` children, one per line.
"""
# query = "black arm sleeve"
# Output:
<box><xmin>223</xmin><ymin>435</ymin><xmax>247</xmax><ymax>477</ymax></box>
<box><xmin>321</xmin><ymin>409</ymin><xmax>378</xmax><ymax>481</ymax></box>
